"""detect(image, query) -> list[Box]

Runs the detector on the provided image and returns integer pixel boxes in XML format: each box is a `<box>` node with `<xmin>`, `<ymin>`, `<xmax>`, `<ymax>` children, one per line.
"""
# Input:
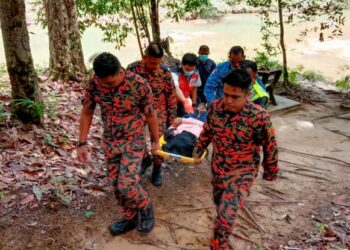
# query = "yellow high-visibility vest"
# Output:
<box><xmin>250</xmin><ymin>81</ymin><xmax>269</xmax><ymax>102</ymax></box>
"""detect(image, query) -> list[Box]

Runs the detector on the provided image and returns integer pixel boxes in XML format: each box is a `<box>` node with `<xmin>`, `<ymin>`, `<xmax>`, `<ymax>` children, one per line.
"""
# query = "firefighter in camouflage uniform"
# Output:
<box><xmin>127</xmin><ymin>42</ymin><xmax>177</xmax><ymax>186</ymax></box>
<box><xmin>194</xmin><ymin>69</ymin><xmax>279</xmax><ymax>250</ymax></box>
<box><xmin>77</xmin><ymin>52</ymin><xmax>160</xmax><ymax>236</ymax></box>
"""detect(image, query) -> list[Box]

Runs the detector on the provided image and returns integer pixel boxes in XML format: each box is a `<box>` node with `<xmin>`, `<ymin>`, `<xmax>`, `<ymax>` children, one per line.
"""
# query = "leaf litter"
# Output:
<box><xmin>0</xmin><ymin>80</ymin><xmax>108</xmax><ymax>216</ymax></box>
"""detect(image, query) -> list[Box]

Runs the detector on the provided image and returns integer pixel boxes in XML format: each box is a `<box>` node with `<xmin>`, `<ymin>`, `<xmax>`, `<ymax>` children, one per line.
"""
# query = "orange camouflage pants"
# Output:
<box><xmin>107</xmin><ymin>143</ymin><xmax>151</xmax><ymax>220</ymax></box>
<box><xmin>210</xmin><ymin>166</ymin><xmax>258</xmax><ymax>250</ymax></box>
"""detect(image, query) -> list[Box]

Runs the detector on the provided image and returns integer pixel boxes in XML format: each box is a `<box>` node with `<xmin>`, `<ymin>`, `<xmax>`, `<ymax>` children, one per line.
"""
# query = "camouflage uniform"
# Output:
<box><xmin>82</xmin><ymin>69</ymin><xmax>154</xmax><ymax>220</ymax></box>
<box><xmin>127</xmin><ymin>61</ymin><xmax>177</xmax><ymax>167</ymax></box>
<box><xmin>194</xmin><ymin>100</ymin><xmax>279</xmax><ymax>250</ymax></box>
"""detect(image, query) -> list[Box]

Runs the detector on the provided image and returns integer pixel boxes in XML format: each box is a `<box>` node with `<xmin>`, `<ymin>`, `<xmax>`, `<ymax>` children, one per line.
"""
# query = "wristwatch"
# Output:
<box><xmin>76</xmin><ymin>141</ymin><xmax>88</xmax><ymax>147</ymax></box>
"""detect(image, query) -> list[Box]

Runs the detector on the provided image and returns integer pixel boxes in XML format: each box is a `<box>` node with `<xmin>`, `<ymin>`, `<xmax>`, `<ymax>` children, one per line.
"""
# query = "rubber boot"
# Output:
<box><xmin>109</xmin><ymin>216</ymin><xmax>138</xmax><ymax>236</ymax></box>
<box><xmin>137</xmin><ymin>203</ymin><xmax>155</xmax><ymax>233</ymax></box>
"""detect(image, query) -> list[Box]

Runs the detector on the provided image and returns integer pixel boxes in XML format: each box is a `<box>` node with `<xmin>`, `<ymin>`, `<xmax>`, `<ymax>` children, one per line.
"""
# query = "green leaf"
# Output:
<box><xmin>48</xmin><ymin>141</ymin><xmax>58</xmax><ymax>147</ymax></box>
<box><xmin>44</xmin><ymin>134</ymin><xmax>53</xmax><ymax>141</ymax></box>
<box><xmin>50</xmin><ymin>176</ymin><xmax>66</xmax><ymax>183</ymax></box>
<box><xmin>315</xmin><ymin>222</ymin><xmax>326</xmax><ymax>234</ymax></box>
<box><xmin>56</xmin><ymin>192</ymin><xmax>71</xmax><ymax>206</ymax></box>
<box><xmin>32</xmin><ymin>185</ymin><xmax>43</xmax><ymax>201</ymax></box>
<box><xmin>85</xmin><ymin>211</ymin><xmax>95</xmax><ymax>218</ymax></box>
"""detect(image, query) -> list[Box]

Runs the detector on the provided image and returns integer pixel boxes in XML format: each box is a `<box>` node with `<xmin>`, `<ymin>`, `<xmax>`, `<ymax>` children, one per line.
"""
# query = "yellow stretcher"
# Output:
<box><xmin>154</xmin><ymin>135</ymin><xmax>207</xmax><ymax>164</ymax></box>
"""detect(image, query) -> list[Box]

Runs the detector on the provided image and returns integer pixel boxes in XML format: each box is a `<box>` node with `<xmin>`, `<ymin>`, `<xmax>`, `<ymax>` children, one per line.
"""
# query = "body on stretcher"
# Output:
<box><xmin>154</xmin><ymin>136</ymin><xmax>207</xmax><ymax>164</ymax></box>
<box><xmin>154</xmin><ymin>107</ymin><xmax>208</xmax><ymax>164</ymax></box>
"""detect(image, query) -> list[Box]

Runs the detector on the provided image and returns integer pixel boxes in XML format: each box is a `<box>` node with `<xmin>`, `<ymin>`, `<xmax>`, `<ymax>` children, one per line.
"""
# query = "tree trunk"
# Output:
<box><xmin>278</xmin><ymin>0</ymin><xmax>289</xmax><ymax>84</ymax></box>
<box><xmin>131</xmin><ymin>5</ymin><xmax>144</xmax><ymax>57</ymax></box>
<box><xmin>0</xmin><ymin>0</ymin><xmax>44</xmax><ymax>125</ymax></box>
<box><xmin>135</xmin><ymin>4</ymin><xmax>149</xmax><ymax>43</ymax></box>
<box><xmin>65</xmin><ymin>0</ymin><xmax>86</xmax><ymax>76</ymax></box>
<box><xmin>150</xmin><ymin>0</ymin><xmax>161</xmax><ymax>43</ymax></box>
<box><xmin>44</xmin><ymin>0</ymin><xmax>71</xmax><ymax>81</ymax></box>
<box><xmin>44</xmin><ymin>0</ymin><xmax>85</xmax><ymax>81</ymax></box>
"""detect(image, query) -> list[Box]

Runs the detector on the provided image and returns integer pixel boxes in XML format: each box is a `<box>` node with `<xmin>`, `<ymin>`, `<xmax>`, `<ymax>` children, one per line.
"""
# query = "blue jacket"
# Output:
<box><xmin>204</xmin><ymin>61</ymin><xmax>233</xmax><ymax>104</ymax></box>
<box><xmin>204</xmin><ymin>61</ymin><xmax>266</xmax><ymax>104</ymax></box>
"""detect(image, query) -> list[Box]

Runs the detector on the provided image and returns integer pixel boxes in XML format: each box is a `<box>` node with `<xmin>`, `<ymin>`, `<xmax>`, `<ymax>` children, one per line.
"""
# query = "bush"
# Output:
<box><xmin>288</xmin><ymin>65</ymin><xmax>304</xmax><ymax>89</ymax></box>
<box><xmin>253</xmin><ymin>51</ymin><xmax>281</xmax><ymax>70</ymax></box>
<box><xmin>301</xmin><ymin>70</ymin><xmax>325</xmax><ymax>82</ymax></box>
<box><xmin>198</xmin><ymin>5</ymin><xmax>221</xmax><ymax>19</ymax></box>
<box><xmin>224</xmin><ymin>0</ymin><xmax>243</xmax><ymax>6</ymax></box>
<box><xmin>336</xmin><ymin>76</ymin><xmax>350</xmax><ymax>91</ymax></box>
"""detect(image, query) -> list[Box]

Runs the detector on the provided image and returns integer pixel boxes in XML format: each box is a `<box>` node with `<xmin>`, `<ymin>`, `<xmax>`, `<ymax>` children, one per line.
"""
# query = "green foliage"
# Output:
<box><xmin>257</xmin><ymin>245</ymin><xmax>265</xmax><ymax>250</ymax></box>
<box><xmin>198</xmin><ymin>4</ymin><xmax>220</xmax><ymax>19</ymax></box>
<box><xmin>301</xmin><ymin>70</ymin><xmax>326</xmax><ymax>82</ymax></box>
<box><xmin>0</xmin><ymin>103</ymin><xmax>10</xmax><ymax>122</ymax></box>
<box><xmin>35</xmin><ymin>65</ymin><xmax>48</xmax><ymax>76</ymax></box>
<box><xmin>56</xmin><ymin>191</ymin><xmax>71</xmax><ymax>206</ymax></box>
<box><xmin>345</xmin><ymin>0</ymin><xmax>350</xmax><ymax>8</ymax></box>
<box><xmin>44</xmin><ymin>133</ymin><xmax>58</xmax><ymax>147</ymax></box>
<box><xmin>30</xmin><ymin>0</ymin><xmax>47</xmax><ymax>28</ymax></box>
<box><xmin>61</xmin><ymin>133</ymin><xmax>69</xmax><ymax>145</ymax></box>
<box><xmin>286</xmin><ymin>65</ymin><xmax>327</xmax><ymax>87</ymax></box>
<box><xmin>288</xmin><ymin>66</ymin><xmax>304</xmax><ymax>88</ymax></box>
<box><xmin>32</xmin><ymin>0</ymin><xmax>212</xmax><ymax>51</ymax></box>
<box><xmin>46</xmin><ymin>91</ymin><xmax>59</xmax><ymax>118</ymax></box>
<box><xmin>12</xmin><ymin>99</ymin><xmax>45</xmax><ymax>118</ymax></box>
<box><xmin>336</xmin><ymin>76</ymin><xmax>350</xmax><ymax>91</ymax></box>
<box><xmin>247</xmin><ymin>0</ymin><xmax>345</xmax><ymax>86</ymax></box>
<box><xmin>315</xmin><ymin>222</ymin><xmax>326</xmax><ymax>234</ymax></box>
<box><xmin>164</xmin><ymin>0</ymin><xmax>211</xmax><ymax>21</ymax></box>
<box><xmin>253</xmin><ymin>50</ymin><xmax>281</xmax><ymax>70</ymax></box>
<box><xmin>50</xmin><ymin>176</ymin><xmax>67</xmax><ymax>183</ymax></box>
<box><xmin>85</xmin><ymin>211</ymin><xmax>95</xmax><ymax>218</ymax></box>
<box><xmin>77</xmin><ymin>0</ymin><xmax>134</xmax><ymax>49</ymax></box>
<box><xmin>0</xmin><ymin>64</ymin><xmax>7</xmax><ymax>76</ymax></box>
<box><xmin>336</xmin><ymin>247</ymin><xmax>349</xmax><ymax>250</ymax></box>
<box><xmin>225</xmin><ymin>0</ymin><xmax>244</xmax><ymax>6</ymax></box>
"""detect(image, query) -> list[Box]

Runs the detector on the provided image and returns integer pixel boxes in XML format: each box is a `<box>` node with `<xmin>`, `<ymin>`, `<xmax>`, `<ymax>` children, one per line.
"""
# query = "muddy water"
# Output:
<box><xmin>0</xmin><ymin>10</ymin><xmax>349</xmax><ymax>81</ymax></box>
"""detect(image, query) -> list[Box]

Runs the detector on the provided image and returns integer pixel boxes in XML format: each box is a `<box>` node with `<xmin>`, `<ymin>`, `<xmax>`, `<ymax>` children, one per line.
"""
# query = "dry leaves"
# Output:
<box><xmin>0</xmin><ymin>80</ymin><xmax>108</xmax><ymax>216</ymax></box>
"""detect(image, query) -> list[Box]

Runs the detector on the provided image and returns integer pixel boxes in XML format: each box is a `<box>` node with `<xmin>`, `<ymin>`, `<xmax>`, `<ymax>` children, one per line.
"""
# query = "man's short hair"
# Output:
<box><xmin>181</xmin><ymin>53</ymin><xmax>197</xmax><ymax>66</ymax></box>
<box><xmin>199</xmin><ymin>45</ymin><xmax>209</xmax><ymax>51</ymax></box>
<box><xmin>229</xmin><ymin>46</ymin><xmax>245</xmax><ymax>56</ymax></box>
<box><xmin>222</xmin><ymin>69</ymin><xmax>251</xmax><ymax>91</ymax></box>
<box><xmin>93</xmin><ymin>52</ymin><xmax>121</xmax><ymax>78</ymax></box>
<box><xmin>242</xmin><ymin>60</ymin><xmax>258</xmax><ymax>73</ymax></box>
<box><xmin>145</xmin><ymin>42</ymin><xmax>164</xmax><ymax>58</ymax></box>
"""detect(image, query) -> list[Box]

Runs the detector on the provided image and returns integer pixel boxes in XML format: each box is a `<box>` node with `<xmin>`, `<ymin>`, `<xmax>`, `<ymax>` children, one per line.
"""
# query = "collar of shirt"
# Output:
<box><xmin>139</xmin><ymin>60</ymin><xmax>159</xmax><ymax>76</ymax></box>
<box><xmin>215</xmin><ymin>100</ymin><xmax>251</xmax><ymax>117</ymax></box>
<box><xmin>93</xmin><ymin>69</ymin><xmax>127</xmax><ymax>89</ymax></box>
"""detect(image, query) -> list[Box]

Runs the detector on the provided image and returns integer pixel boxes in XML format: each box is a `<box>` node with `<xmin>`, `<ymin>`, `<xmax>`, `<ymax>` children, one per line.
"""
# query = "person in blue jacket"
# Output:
<box><xmin>204</xmin><ymin>46</ymin><xmax>246</xmax><ymax>104</ymax></box>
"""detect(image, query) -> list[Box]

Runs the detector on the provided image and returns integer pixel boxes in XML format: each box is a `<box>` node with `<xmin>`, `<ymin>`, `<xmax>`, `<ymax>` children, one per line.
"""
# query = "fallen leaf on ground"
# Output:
<box><xmin>20</xmin><ymin>194</ymin><xmax>35</xmax><ymax>205</ymax></box>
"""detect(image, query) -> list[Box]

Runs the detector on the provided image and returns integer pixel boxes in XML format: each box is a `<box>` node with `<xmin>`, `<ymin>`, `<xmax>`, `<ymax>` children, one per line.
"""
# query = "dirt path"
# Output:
<box><xmin>1</xmin><ymin>90</ymin><xmax>350</xmax><ymax>250</ymax></box>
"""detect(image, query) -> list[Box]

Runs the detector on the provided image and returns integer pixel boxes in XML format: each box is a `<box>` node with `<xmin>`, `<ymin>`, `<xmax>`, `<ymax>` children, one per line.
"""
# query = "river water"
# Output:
<box><xmin>0</xmin><ymin>9</ymin><xmax>349</xmax><ymax>81</ymax></box>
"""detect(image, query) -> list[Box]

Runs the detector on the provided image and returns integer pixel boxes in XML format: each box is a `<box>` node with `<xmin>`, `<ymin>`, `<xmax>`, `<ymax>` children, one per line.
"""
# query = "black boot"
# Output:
<box><xmin>109</xmin><ymin>216</ymin><xmax>138</xmax><ymax>236</ymax></box>
<box><xmin>137</xmin><ymin>203</ymin><xmax>155</xmax><ymax>233</ymax></box>
<box><xmin>140</xmin><ymin>154</ymin><xmax>152</xmax><ymax>175</ymax></box>
<box><xmin>151</xmin><ymin>167</ymin><xmax>162</xmax><ymax>186</ymax></box>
